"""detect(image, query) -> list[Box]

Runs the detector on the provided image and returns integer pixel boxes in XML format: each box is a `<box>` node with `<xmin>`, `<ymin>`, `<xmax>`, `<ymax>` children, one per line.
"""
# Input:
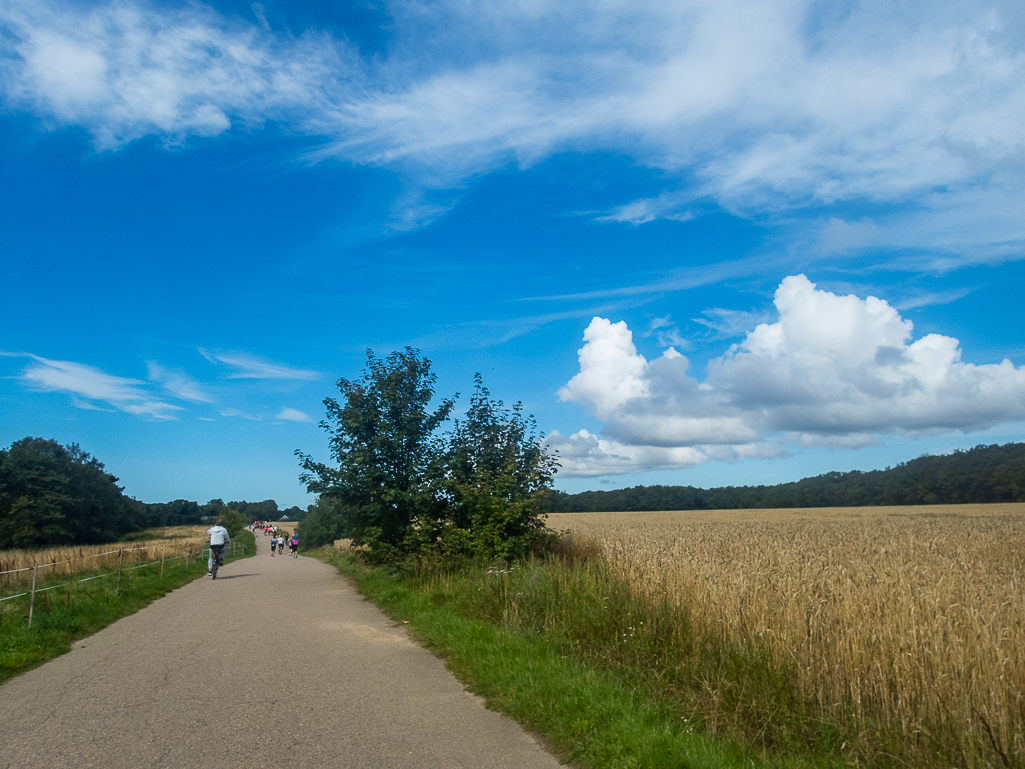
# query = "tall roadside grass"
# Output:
<box><xmin>548</xmin><ymin>506</ymin><xmax>1025</xmax><ymax>769</ymax></box>
<box><xmin>0</xmin><ymin>529</ymin><xmax>255</xmax><ymax>684</ymax></box>
<box><xmin>325</xmin><ymin>505</ymin><xmax>1023</xmax><ymax>769</ymax></box>
<box><xmin>322</xmin><ymin>543</ymin><xmax>839</xmax><ymax>769</ymax></box>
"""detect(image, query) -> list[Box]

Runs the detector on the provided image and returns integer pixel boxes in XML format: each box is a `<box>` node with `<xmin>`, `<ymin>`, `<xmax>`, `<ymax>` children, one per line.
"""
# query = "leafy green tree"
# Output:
<box><xmin>297</xmin><ymin>348</ymin><xmax>455</xmax><ymax>559</ymax></box>
<box><xmin>438</xmin><ymin>375</ymin><xmax>558</xmax><ymax>559</ymax></box>
<box><xmin>0</xmin><ymin>437</ymin><xmax>139</xmax><ymax>547</ymax></box>
<box><xmin>218</xmin><ymin>507</ymin><xmax>246</xmax><ymax>537</ymax></box>
<box><xmin>296</xmin><ymin>497</ymin><xmax>343</xmax><ymax>548</ymax></box>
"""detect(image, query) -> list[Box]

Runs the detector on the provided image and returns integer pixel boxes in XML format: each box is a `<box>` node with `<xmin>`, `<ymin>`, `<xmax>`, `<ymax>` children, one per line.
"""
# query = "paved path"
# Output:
<box><xmin>0</xmin><ymin>535</ymin><xmax>563</xmax><ymax>769</ymax></box>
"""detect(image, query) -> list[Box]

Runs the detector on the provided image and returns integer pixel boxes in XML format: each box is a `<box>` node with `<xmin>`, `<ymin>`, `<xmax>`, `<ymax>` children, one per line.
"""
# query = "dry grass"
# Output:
<box><xmin>548</xmin><ymin>504</ymin><xmax>1025</xmax><ymax>769</ymax></box>
<box><xmin>0</xmin><ymin>527</ymin><xmax>207</xmax><ymax>590</ymax></box>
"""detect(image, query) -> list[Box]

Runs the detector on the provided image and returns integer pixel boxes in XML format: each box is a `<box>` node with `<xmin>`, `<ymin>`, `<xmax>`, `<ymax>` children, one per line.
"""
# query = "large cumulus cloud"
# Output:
<box><xmin>556</xmin><ymin>275</ymin><xmax>1025</xmax><ymax>475</ymax></box>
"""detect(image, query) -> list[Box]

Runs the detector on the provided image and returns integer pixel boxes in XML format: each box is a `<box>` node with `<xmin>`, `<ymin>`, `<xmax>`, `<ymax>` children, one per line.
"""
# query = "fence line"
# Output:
<box><xmin>0</xmin><ymin>541</ymin><xmax>247</xmax><ymax>627</ymax></box>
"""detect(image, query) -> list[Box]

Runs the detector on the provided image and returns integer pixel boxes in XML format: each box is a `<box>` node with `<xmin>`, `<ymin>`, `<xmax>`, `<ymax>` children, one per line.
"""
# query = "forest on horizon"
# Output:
<box><xmin>3</xmin><ymin>436</ymin><xmax>1024</xmax><ymax>549</ymax></box>
<box><xmin>548</xmin><ymin>442</ymin><xmax>1025</xmax><ymax>512</ymax></box>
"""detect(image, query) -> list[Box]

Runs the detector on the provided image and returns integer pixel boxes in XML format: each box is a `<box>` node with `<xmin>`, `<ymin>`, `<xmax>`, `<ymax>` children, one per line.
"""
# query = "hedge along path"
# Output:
<box><xmin>0</xmin><ymin>535</ymin><xmax>562</xmax><ymax>769</ymax></box>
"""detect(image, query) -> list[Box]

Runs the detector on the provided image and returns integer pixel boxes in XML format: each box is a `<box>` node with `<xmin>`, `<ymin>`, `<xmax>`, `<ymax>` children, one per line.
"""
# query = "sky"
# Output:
<box><xmin>2</xmin><ymin>0</ymin><xmax>1024</xmax><ymax>509</ymax></box>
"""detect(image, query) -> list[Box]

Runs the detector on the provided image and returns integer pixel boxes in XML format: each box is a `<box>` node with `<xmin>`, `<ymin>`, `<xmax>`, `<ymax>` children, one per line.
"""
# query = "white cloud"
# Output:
<box><xmin>596</xmin><ymin>192</ymin><xmax>695</xmax><ymax>225</ymax></box>
<box><xmin>147</xmin><ymin>361</ymin><xmax>213</xmax><ymax>403</ymax></box>
<box><xmin>558</xmin><ymin>318</ymin><xmax>762</xmax><ymax>446</ymax></box>
<box><xmin>557</xmin><ymin>275</ymin><xmax>1025</xmax><ymax>474</ymax></box>
<box><xmin>817</xmin><ymin>217</ymin><xmax>878</xmax><ymax>256</ymax></box>
<box><xmin>20</xmin><ymin>354</ymin><xmax>184</xmax><ymax>420</ymax></box>
<box><xmin>276</xmin><ymin>407</ymin><xmax>313</xmax><ymax>423</ymax></box>
<box><xmin>0</xmin><ymin>0</ymin><xmax>350</xmax><ymax>149</ymax></box>
<box><xmin>199</xmin><ymin>349</ymin><xmax>319</xmax><ymax>380</ymax></box>
<box><xmin>1</xmin><ymin>0</ymin><xmax>1022</xmax><ymax>249</ymax></box>
<box><xmin>692</xmin><ymin>308</ymin><xmax>770</xmax><ymax>339</ymax></box>
<box><xmin>546</xmin><ymin>429</ymin><xmax>708</xmax><ymax>477</ymax></box>
<box><xmin>708</xmin><ymin>275</ymin><xmax>1025</xmax><ymax>434</ymax></box>
<box><xmin>219</xmin><ymin>407</ymin><xmax>262</xmax><ymax>421</ymax></box>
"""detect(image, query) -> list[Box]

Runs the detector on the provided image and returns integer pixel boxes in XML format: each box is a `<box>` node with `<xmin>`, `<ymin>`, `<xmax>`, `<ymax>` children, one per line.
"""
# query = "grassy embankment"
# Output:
<box><xmin>0</xmin><ymin>528</ymin><xmax>255</xmax><ymax>684</ymax></box>
<box><xmin>316</xmin><ymin>505</ymin><xmax>1024</xmax><ymax>769</ymax></box>
<box><xmin>316</xmin><ymin>545</ymin><xmax>841</xmax><ymax>769</ymax></box>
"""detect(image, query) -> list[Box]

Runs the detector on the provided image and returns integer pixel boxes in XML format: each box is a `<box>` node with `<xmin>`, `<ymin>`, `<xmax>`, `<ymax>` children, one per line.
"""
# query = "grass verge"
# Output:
<box><xmin>314</xmin><ymin>547</ymin><xmax>848</xmax><ymax>769</ymax></box>
<box><xmin>0</xmin><ymin>529</ymin><xmax>255</xmax><ymax>684</ymax></box>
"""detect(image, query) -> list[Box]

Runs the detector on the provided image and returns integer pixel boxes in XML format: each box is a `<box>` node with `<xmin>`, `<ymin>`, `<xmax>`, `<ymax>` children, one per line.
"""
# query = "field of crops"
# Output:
<box><xmin>547</xmin><ymin>504</ymin><xmax>1025</xmax><ymax>768</ymax></box>
<box><xmin>0</xmin><ymin>529</ymin><xmax>207</xmax><ymax>591</ymax></box>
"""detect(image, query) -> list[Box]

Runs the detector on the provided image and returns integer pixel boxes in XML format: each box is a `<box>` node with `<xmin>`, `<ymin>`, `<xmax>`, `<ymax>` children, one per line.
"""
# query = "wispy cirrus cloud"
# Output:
<box><xmin>146</xmin><ymin>361</ymin><xmax>214</xmax><ymax>403</ymax></box>
<box><xmin>276</xmin><ymin>407</ymin><xmax>313</xmax><ymax>423</ymax></box>
<box><xmin>1</xmin><ymin>0</ymin><xmax>1022</xmax><ymax>256</ymax></box>
<box><xmin>19</xmin><ymin>354</ymin><xmax>184</xmax><ymax>420</ymax></box>
<box><xmin>199</xmin><ymin>350</ymin><xmax>319</xmax><ymax>380</ymax></box>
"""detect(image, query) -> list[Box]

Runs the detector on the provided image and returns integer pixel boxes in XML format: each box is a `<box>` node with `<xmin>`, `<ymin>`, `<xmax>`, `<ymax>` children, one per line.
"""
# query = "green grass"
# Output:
<box><xmin>0</xmin><ymin>530</ymin><xmax>255</xmax><ymax>684</ymax></box>
<box><xmin>316</xmin><ymin>549</ymin><xmax>849</xmax><ymax>769</ymax></box>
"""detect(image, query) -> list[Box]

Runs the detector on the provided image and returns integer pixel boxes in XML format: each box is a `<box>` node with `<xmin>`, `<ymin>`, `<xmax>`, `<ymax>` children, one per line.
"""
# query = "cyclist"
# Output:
<box><xmin>207</xmin><ymin>519</ymin><xmax>230</xmax><ymax>576</ymax></box>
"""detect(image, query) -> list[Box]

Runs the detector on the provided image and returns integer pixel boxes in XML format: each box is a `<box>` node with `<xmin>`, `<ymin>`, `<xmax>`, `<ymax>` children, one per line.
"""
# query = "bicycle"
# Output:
<box><xmin>210</xmin><ymin>543</ymin><xmax>225</xmax><ymax>579</ymax></box>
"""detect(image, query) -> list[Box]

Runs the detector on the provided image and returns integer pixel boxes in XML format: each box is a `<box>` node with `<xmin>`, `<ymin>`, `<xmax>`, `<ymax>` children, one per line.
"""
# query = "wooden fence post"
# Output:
<box><xmin>160</xmin><ymin>543</ymin><xmax>165</xmax><ymax>579</ymax></box>
<box><xmin>66</xmin><ymin>557</ymin><xmax>72</xmax><ymax>606</ymax></box>
<box><xmin>116</xmin><ymin>548</ymin><xmax>124</xmax><ymax>595</ymax></box>
<box><xmin>28</xmin><ymin>566</ymin><xmax>37</xmax><ymax>628</ymax></box>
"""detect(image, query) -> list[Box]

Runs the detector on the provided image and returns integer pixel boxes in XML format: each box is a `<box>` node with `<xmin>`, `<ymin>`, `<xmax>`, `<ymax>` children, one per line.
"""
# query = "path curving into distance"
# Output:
<box><xmin>0</xmin><ymin>535</ymin><xmax>562</xmax><ymax>769</ymax></box>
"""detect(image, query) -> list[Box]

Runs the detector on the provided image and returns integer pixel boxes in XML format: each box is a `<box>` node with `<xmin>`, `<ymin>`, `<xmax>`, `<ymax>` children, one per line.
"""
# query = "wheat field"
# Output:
<box><xmin>548</xmin><ymin>505</ymin><xmax>1025</xmax><ymax>768</ymax></box>
<box><xmin>0</xmin><ymin>529</ymin><xmax>207</xmax><ymax>590</ymax></box>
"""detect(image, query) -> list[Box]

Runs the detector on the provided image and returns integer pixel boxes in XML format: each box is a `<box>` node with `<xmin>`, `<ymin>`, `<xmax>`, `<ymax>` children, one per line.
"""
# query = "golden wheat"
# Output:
<box><xmin>0</xmin><ymin>527</ymin><xmax>207</xmax><ymax>590</ymax></box>
<box><xmin>548</xmin><ymin>505</ymin><xmax>1025</xmax><ymax>769</ymax></box>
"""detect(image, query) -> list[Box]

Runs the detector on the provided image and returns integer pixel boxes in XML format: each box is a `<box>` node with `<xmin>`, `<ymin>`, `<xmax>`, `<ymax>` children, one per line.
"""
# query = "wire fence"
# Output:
<box><xmin>0</xmin><ymin>540</ymin><xmax>248</xmax><ymax>628</ymax></box>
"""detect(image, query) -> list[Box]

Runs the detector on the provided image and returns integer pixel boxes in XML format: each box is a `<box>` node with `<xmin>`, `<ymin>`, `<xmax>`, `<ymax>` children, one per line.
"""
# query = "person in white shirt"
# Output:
<box><xmin>207</xmin><ymin>519</ymin><xmax>230</xmax><ymax>575</ymax></box>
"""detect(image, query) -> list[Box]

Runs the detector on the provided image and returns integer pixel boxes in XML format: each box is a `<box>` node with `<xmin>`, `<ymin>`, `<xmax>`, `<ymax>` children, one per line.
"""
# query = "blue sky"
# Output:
<box><xmin>2</xmin><ymin>0</ymin><xmax>1024</xmax><ymax>508</ymax></box>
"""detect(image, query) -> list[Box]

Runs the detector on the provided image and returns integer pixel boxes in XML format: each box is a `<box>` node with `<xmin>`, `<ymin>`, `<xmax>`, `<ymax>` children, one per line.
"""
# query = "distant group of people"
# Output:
<box><xmin>207</xmin><ymin>520</ymin><xmax>300</xmax><ymax>579</ymax></box>
<box><xmin>251</xmin><ymin>521</ymin><xmax>298</xmax><ymax>559</ymax></box>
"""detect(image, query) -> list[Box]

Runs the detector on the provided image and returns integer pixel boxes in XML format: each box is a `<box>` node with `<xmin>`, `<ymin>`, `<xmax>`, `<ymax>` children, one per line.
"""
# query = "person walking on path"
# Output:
<box><xmin>270</xmin><ymin>536</ymin><xmax>277</xmax><ymax>556</ymax></box>
<box><xmin>207</xmin><ymin>519</ymin><xmax>229</xmax><ymax>576</ymax></box>
<box><xmin>277</xmin><ymin>534</ymin><xmax>285</xmax><ymax>555</ymax></box>
<box><xmin>289</xmin><ymin>533</ymin><xmax>298</xmax><ymax>559</ymax></box>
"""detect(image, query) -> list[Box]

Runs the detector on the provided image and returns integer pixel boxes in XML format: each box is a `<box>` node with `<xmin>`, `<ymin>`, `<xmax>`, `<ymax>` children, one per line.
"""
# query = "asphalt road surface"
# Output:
<box><xmin>0</xmin><ymin>535</ymin><xmax>564</xmax><ymax>769</ymax></box>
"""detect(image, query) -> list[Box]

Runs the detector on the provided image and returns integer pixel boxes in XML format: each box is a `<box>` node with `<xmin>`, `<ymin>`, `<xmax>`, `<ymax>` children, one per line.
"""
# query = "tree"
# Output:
<box><xmin>437</xmin><ymin>375</ymin><xmax>558</xmax><ymax>559</ymax></box>
<box><xmin>0</xmin><ymin>437</ymin><xmax>139</xmax><ymax>547</ymax></box>
<box><xmin>219</xmin><ymin>507</ymin><xmax>246</xmax><ymax>537</ymax></box>
<box><xmin>297</xmin><ymin>348</ymin><xmax>455</xmax><ymax>558</ymax></box>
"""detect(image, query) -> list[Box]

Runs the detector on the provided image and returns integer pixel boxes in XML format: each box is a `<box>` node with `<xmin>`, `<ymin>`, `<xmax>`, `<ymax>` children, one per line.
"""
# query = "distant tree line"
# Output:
<box><xmin>548</xmin><ymin>442</ymin><xmax>1025</xmax><ymax>513</ymax></box>
<box><xmin>297</xmin><ymin>349</ymin><xmax>558</xmax><ymax>562</ymax></box>
<box><xmin>0</xmin><ymin>436</ymin><xmax>306</xmax><ymax>549</ymax></box>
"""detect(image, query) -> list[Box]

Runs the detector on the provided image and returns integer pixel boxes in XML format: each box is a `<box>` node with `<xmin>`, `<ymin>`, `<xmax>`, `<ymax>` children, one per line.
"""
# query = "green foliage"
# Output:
<box><xmin>296</xmin><ymin>498</ymin><xmax>345</xmax><ymax>548</ymax></box>
<box><xmin>0</xmin><ymin>436</ymin><xmax>304</xmax><ymax>547</ymax></box>
<box><xmin>317</xmin><ymin>548</ymin><xmax>840</xmax><ymax>769</ymax></box>
<box><xmin>0</xmin><ymin>437</ymin><xmax>141</xmax><ymax>547</ymax></box>
<box><xmin>549</xmin><ymin>442</ymin><xmax>1025</xmax><ymax>512</ymax></box>
<box><xmin>297</xmin><ymin>353</ymin><xmax>559</xmax><ymax>562</ymax></box>
<box><xmin>438</xmin><ymin>374</ymin><xmax>559</xmax><ymax>560</ymax></box>
<box><xmin>139</xmin><ymin>498</ymin><xmax>202</xmax><ymax>527</ymax></box>
<box><xmin>297</xmin><ymin>348</ymin><xmax>455</xmax><ymax>558</ymax></box>
<box><xmin>226</xmin><ymin>498</ymin><xmax>279</xmax><ymax>522</ymax></box>
<box><xmin>218</xmin><ymin>507</ymin><xmax>246</xmax><ymax>537</ymax></box>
